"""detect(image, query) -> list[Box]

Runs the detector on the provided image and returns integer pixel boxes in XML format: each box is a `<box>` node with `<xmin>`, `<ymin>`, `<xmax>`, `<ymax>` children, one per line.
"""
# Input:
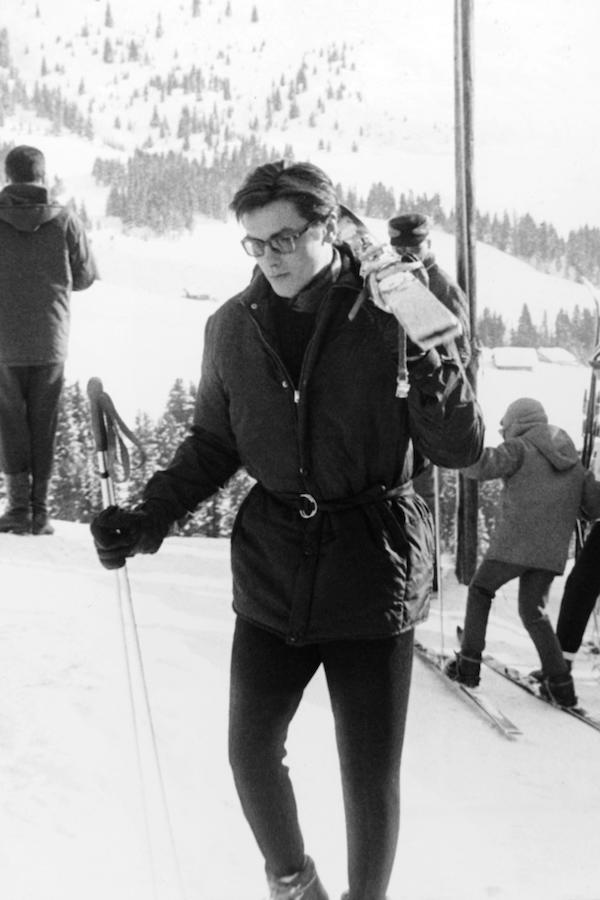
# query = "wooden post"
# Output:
<box><xmin>454</xmin><ymin>0</ymin><xmax>479</xmax><ymax>584</ymax></box>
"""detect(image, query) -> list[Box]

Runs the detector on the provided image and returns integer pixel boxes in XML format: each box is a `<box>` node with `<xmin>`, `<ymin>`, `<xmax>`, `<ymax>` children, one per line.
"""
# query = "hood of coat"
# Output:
<box><xmin>520</xmin><ymin>423</ymin><xmax>580</xmax><ymax>472</ymax></box>
<box><xmin>501</xmin><ymin>398</ymin><xmax>579</xmax><ymax>471</ymax></box>
<box><xmin>0</xmin><ymin>184</ymin><xmax>63</xmax><ymax>232</ymax></box>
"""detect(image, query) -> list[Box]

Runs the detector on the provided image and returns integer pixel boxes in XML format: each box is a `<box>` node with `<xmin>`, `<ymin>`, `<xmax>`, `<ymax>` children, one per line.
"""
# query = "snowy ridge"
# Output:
<box><xmin>2</xmin><ymin>526</ymin><xmax>600</xmax><ymax>900</ymax></box>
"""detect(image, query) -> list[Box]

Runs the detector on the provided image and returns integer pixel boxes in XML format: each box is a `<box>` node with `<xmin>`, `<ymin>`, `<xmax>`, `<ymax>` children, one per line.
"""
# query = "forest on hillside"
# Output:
<box><xmin>88</xmin><ymin>146</ymin><xmax>600</xmax><ymax>290</ymax></box>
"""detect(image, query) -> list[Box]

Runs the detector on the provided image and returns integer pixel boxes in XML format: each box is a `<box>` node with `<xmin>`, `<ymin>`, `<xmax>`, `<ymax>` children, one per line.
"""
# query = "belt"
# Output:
<box><xmin>268</xmin><ymin>482</ymin><xmax>415</xmax><ymax>519</ymax></box>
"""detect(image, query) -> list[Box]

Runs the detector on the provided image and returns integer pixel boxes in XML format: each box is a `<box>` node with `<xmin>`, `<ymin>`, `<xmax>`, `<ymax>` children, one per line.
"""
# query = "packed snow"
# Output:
<box><xmin>2</xmin><ymin>526</ymin><xmax>600</xmax><ymax>900</ymax></box>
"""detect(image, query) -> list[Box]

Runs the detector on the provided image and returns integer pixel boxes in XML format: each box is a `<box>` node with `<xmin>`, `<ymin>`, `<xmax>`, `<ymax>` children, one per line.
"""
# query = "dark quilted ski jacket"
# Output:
<box><xmin>142</xmin><ymin>248</ymin><xmax>484</xmax><ymax>644</ymax></box>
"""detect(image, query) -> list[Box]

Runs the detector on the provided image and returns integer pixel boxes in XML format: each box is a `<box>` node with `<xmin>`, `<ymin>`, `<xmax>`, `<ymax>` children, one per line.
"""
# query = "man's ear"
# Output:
<box><xmin>323</xmin><ymin>212</ymin><xmax>338</xmax><ymax>243</ymax></box>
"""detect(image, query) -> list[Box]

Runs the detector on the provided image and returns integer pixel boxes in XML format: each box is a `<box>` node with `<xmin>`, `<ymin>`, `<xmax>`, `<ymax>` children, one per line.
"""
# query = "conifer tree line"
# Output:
<box><xmin>33</xmin><ymin>379</ymin><xmax>491</xmax><ymax>553</ymax></box>
<box><xmin>478</xmin><ymin>300</ymin><xmax>598</xmax><ymax>363</ymax></box>
<box><xmin>93</xmin><ymin>142</ymin><xmax>291</xmax><ymax>231</ymax></box>
<box><xmin>0</xmin><ymin>48</ymin><xmax>94</xmax><ymax>139</ymax></box>
<box><xmin>44</xmin><ymin>378</ymin><xmax>254</xmax><ymax>537</ymax></box>
<box><xmin>90</xmin><ymin>147</ymin><xmax>600</xmax><ymax>291</ymax></box>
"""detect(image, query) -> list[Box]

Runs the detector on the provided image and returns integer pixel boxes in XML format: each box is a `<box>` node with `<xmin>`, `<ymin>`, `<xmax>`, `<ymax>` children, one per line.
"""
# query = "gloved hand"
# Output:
<box><xmin>90</xmin><ymin>505</ymin><xmax>167</xmax><ymax>570</ymax></box>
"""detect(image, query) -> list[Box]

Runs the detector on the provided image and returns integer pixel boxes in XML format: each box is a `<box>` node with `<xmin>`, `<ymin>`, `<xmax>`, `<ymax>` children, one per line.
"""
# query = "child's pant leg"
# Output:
<box><xmin>461</xmin><ymin>558</ymin><xmax>523</xmax><ymax>658</ymax></box>
<box><xmin>517</xmin><ymin>569</ymin><xmax>568</xmax><ymax>676</ymax></box>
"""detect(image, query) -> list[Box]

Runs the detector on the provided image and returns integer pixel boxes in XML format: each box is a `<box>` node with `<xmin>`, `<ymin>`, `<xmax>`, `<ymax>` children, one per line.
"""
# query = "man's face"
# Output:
<box><xmin>240</xmin><ymin>199</ymin><xmax>334</xmax><ymax>298</ymax></box>
<box><xmin>394</xmin><ymin>240</ymin><xmax>428</xmax><ymax>262</ymax></box>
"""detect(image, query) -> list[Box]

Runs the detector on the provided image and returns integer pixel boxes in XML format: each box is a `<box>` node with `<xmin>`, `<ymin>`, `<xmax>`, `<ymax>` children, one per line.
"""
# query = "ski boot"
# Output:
<box><xmin>444</xmin><ymin>652</ymin><xmax>481</xmax><ymax>688</ymax></box>
<box><xmin>0</xmin><ymin>472</ymin><xmax>31</xmax><ymax>535</ymax></box>
<box><xmin>539</xmin><ymin>672</ymin><xmax>578</xmax><ymax>708</ymax></box>
<box><xmin>31</xmin><ymin>478</ymin><xmax>54</xmax><ymax>535</ymax></box>
<box><xmin>529</xmin><ymin>659</ymin><xmax>572</xmax><ymax>682</ymax></box>
<box><xmin>266</xmin><ymin>856</ymin><xmax>329</xmax><ymax>900</ymax></box>
<box><xmin>31</xmin><ymin>508</ymin><xmax>54</xmax><ymax>535</ymax></box>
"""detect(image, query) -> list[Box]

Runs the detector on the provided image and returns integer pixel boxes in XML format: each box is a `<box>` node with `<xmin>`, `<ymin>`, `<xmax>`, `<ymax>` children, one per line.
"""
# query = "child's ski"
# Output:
<box><xmin>413</xmin><ymin>640</ymin><xmax>522</xmax><ymax>740</ymax></box>
<box><xmin>480</xmin><ymin>653</ymin><xmax>600</xmax><ymax>734</ymax></box>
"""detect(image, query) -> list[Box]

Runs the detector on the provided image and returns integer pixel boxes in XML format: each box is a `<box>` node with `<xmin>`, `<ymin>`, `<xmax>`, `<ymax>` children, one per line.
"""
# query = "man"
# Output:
<box><xmin>91</xmin><ymin>161</ymin><xmax>483</xmax><ymax>900</ymax></box>
<box><xmin>387</xmin><ymin>212</ymin><xmax>471</xmax><ymax>366</ymax></box>
<box><xmin>387</xmin><ymin>212</ymin><xmax>472</xmax><ymax>539</ymax></box>
<box><xmin>0</xmin><ymin>144</ymin><xmax>97</xmax><ymax>535</ymax></box>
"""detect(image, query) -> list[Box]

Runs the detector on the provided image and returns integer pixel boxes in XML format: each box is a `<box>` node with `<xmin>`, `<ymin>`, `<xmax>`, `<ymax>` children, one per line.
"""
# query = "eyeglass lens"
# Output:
<box><xmin>241</xmin><ymin>222</ymin><xmax>311</xmax><ymax>257</ymax></box>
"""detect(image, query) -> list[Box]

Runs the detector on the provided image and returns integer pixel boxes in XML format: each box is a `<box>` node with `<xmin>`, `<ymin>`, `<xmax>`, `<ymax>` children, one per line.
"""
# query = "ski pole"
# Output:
<box><xmin>432</xmin><ymin>465</ymin><xmax>445</xmax><ymax>660</ymax></box>
<box><xmin>87</xmin><ymin>377</ymin><xmax>187</xmax><ymax>900</ymax></box>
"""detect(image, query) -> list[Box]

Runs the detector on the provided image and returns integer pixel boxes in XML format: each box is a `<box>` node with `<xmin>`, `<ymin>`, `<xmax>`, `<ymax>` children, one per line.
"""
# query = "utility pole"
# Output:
<box><xmin>454</xmin><ymin>0</ymin><xmax>479</xmax><ymax>583</ymax></box>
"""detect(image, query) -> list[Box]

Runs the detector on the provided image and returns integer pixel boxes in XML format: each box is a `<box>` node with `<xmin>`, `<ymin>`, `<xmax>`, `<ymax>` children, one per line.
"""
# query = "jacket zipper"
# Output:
<box><xmin>245</xmin><ymin>308</ymin><xmax>308</xmax><ymax>478</ymax></box>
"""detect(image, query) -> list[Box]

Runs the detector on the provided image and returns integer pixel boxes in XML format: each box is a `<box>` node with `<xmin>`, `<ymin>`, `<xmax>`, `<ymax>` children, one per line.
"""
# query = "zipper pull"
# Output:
<box><xmin>294</xmin><ymin>390</ymin><xmax>300</xmax><ymax>404</ymax></box>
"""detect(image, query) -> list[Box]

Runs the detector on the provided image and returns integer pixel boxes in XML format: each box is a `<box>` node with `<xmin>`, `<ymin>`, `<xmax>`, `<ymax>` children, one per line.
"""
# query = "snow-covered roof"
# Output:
<box><xmin>537</xmin><ymin>346</ymin><xmax>580</xmax><ymax>365</ymax></box>
<box><xmin>491</xmin><ymin>346</ymin><xmax>539</xmax><ymax>370</ymax></box>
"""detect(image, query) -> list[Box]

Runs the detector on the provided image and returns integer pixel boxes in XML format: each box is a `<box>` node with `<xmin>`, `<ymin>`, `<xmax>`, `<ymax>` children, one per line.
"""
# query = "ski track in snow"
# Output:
<box><xmin>1</xmin><ymin>524</ymin><xmax>600</xmax><ymax>900</ymax></box>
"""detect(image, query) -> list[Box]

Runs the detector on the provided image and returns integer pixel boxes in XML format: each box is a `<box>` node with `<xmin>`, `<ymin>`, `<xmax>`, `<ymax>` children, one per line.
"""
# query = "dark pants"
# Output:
<box><xmin>460</xmin><ymin>558</ymin><xmax>568</xmax><ymax>677</ymax></box>
<box><xmin>557</xmin><ymin>522</ymin><xmax>600</xmax><ymax>654</ymax></box>
<box><xmin>0</xmin><ymin>364</ymin><xmax>64</xmax><ymax>481</ymax></box>
<box><xmin>228</xmin><ymin>617</ymin><xmax>414</xmax><ymax>900</ymax></box>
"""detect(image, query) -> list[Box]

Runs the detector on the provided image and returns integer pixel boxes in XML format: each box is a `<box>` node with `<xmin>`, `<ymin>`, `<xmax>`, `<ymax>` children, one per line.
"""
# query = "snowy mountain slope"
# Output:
<box><xmin>2</xmin><ymin>0</ymin><xmax>600</xmax><ymax>229</ymax></box>
<box><xmin>1</xmin><ymin>525</ymin><xmax>600</xmax><ymax>900</ymax></box>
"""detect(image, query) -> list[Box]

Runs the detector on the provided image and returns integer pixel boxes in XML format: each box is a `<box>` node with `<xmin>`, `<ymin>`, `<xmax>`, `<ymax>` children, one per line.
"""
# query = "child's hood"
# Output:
<box><xmin>521</xmin><ymin>424</ymin><xmax>580</xmax><ymax>472</ymax></box>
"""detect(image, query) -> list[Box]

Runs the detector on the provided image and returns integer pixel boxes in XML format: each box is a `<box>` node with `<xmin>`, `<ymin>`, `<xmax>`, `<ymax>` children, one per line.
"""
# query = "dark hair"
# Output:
<box><xmin>230</xmin><ymin>160</ymin><xmax>338</xmax><ymax>222</ymax></box>
<box><xmin>5</xmin><ymin>145</ymin><xmax>46</xmax><ymax>183</ymax></box>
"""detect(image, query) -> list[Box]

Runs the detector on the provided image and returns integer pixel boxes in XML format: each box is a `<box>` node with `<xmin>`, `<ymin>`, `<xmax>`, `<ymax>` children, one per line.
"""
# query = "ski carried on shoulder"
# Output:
<box><xmin>480</xmin><ymin>654</ymin><xmax>600</xmax><ymax>733</ymax></box>
<box><xmin>337</xmin><ymin>206</ymin><xmax>461</xmax><ymax>350</ymax></box>
<box><xmin>413</xmin><ymin>640</ymin><xmax>522</xmax><ymax>740</ymax></box>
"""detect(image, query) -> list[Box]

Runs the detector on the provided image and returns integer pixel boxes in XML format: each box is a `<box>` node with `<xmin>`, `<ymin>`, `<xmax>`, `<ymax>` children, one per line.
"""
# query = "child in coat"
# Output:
<box><xmin>446</xmin><ymin>397</ymin><xmax>600</xmax><ymax>707</ymax></box>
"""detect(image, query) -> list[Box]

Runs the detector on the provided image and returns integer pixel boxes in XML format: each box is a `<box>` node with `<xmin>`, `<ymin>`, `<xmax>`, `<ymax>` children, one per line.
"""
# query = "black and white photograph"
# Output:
<box><xmin>1</xmin><ymin>2</ymin><xmax>599</xmax><ymax>898</ymax></box>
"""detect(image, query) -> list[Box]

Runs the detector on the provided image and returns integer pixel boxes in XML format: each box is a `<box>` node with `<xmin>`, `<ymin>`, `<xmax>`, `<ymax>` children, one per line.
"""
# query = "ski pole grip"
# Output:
<box><xmin>87</xmin><ymin>376</ymin><xmax>108</xmax><ymax>453</ymax></box>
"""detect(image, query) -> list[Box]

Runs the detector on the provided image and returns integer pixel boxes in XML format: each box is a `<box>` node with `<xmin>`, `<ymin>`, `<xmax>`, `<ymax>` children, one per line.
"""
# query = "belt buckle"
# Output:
<box><xmin>299</xmin><ymin>492</ymin><xmax>318</xmax><ymax>519</ymax></box>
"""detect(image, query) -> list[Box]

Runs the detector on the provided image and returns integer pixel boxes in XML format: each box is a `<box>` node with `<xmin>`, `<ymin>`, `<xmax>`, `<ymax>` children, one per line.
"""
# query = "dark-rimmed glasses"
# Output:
<box><xmin>240</xmin><ymin>221</ymin><xmax>313</xmax><ymax>258</ymax></box>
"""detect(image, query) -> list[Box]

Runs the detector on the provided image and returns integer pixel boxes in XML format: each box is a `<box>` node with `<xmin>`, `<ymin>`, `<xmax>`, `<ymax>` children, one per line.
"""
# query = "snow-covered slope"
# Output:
<box><xmin>4</xmin><ymin>0</ymin><xmax>600</xmax><ymax>230</ymax></box>
<box><xmin>1</xmin><ymin>525</ymin><xmax>599</xmax><ymax>900</ymax></box>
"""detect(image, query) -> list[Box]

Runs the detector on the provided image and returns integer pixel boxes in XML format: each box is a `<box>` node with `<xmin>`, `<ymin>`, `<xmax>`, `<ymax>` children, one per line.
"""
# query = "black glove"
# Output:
<box><xmin>90</xmin><ymin>505</ymin><xmax>167</xmax><ymax>570</ymax></box>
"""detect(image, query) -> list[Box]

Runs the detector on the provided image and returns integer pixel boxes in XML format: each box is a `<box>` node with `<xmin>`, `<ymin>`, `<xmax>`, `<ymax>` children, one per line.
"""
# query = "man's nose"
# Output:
<box><xmin>263</xmin><ymin>244</ymin><xmax>281</xmax><ymax>264</ymax></box>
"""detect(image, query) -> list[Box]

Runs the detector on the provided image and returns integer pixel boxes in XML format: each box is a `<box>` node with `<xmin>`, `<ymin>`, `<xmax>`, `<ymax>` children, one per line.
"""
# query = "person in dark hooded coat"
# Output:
<box><xmin>0</xmin><ymin>144</ymin><xmax>97</xmax><ymax>534</ymax></box>
<box><xmin>446</xmin><ymin>397</ymin><xmax>600</xmax><ymax>707</ymax></box>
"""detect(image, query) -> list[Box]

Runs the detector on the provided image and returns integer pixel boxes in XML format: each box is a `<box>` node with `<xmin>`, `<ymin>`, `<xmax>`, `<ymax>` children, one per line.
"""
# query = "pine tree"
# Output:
<box><xmin>155</xmin><ymin>378</ymin><xmax>196</xmax><ymax>468</ymax></box>
<box><xmin>126</xmin><ymin>411</ymin><xmax>160</xmax><ymax>503</ymax></box>
<box><xmin>0</xmin><ymin>27</ymin><xmax>10</xmax><ymax>68</ymax></box>
<box><xmin>511</xmin><ymin>303</ymin><xmax>538</xmax><ymax>347</ymax></box>
<box><xmin>554</xmin><ymin>308</ymin><xmax>572</xmax><ymax>349</ymax></box>
<box><xmin>104</xmin><ymin>3</ymin><xmax>113</xmax><ymax>27</ymax></box>
<box><xmin>478</xmin><ymin>308</ymin><xmax>506</xmax><ymax>347</ymax></box>
<box><xmin>50</xmin><ymin>383</ymin><xmax>101</xmax><ymax>522</ymax></box>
